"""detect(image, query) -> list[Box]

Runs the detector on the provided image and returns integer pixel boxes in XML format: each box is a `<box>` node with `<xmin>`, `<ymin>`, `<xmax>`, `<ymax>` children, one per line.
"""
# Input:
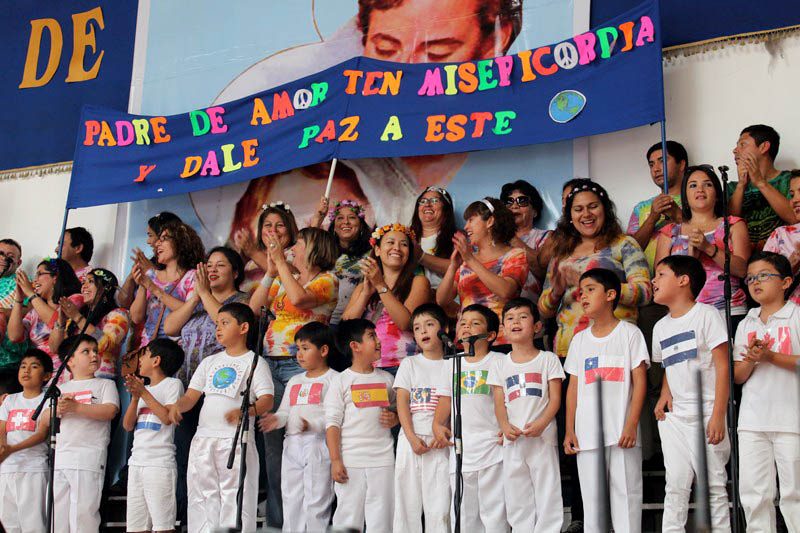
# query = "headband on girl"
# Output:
<box><xmin>328</xmin><ymin>200</ymin><xmax>366</xmax><ymax>223</ymax></box>
<box><xmin>567</xmin><ymin>182</ymin><xmax>606</xmax><ymax>200</ymax></box>
<box><xmin>90</xmin><ymin>268</ymin><xmax>118</xmax><ymax>289</ymax></box>
<box><xmin>424</xmin><ymin>186</ymin><xmax>452</xmax><ymax>205</ymax></box>
<box><xmin>370</xmin><ymin>223</ymin><xmax>416</xmax><ymax>247</ymax></box>
<box><xmin>481</xmin><ymin>198</ymin><xmax>495</xmax><ymax>213</ymax></box>
<box><xmin>261</xmin><ymin>201</ymin><xmax>292</xmax><ymax>212</ymax></box>
<box><xmin>41</xmin><ymin>257</ymin><xmax>59</xmax><ymax>274</ymax></box>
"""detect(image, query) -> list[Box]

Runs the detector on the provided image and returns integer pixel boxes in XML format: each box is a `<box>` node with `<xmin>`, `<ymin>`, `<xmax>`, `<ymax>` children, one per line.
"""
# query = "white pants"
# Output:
<box><xmin>187</xmin><ymin>435</ymin><xmax>258</xmax><ymax>533</ymax></box>
<box><xmin>53</xmin><ymin>469</ymin><xmax>103</xmax><ymax>533</ymax></box>
<box><xmin>127</xmin><ymin>465</ymin><xmax>177</xmax><ymax>531</ymax></box>
<box><xmin>658</xmin><ymin>414</ymin><xmax>730</xmax><ymax>532</ymax></box>
<box><xmin>576</xmin><ymin>446</ymin><xmax>643</xmax><ymax>533</ymax></box>
<box><xmin>739</xmin><ymin>430</ymin><xmax>800</xmax><ymax>532</ymax></box>
<box><xmin>0</xmin><ymin>471</ymin><xmax>47</xmax><ymax>533</ymax></box>
<box><xmin>281</xmin><ymin>433</ymin><xmax>333</xmax><ymax>533</ymax></box>
<box><xmin>502</xmin><ymin>437</ymin><xmax>563</xmax><ymax>532</ymax></box>
<box><xmin>450</xmin><ymin>462</ymin><xmax>508</xmax><ymax>533</ymax></box>
<box><xmin>393</xmin><ymin>434</ymin><xmax>451</xmax><ymax>533</ymax></box>
<box><xmin>333</xmin><ymin>465</ymin><xmax>393</xmax><ymax>533</ymax></box>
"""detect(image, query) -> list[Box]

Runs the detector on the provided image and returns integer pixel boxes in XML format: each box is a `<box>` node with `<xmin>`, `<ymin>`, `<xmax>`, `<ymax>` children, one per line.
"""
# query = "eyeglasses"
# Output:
<box><xmin>744</xmin><ymin>272</ymin><xmax>783</xmax><ymax>285</ymax></box>
<box><xmin>504</xmin><ymin>196</ymin><xmax>531</xmax><ymax>207</ymax></box>
<box><xmin>418</xmin><ymin>198</ymin><xmax>442</xmax><ymax>206</ymax></box>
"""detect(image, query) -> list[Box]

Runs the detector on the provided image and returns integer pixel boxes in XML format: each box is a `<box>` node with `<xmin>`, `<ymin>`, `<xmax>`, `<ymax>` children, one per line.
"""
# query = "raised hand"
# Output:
<box><xmin>195</xmin><ymin>262</ymin><xmax>211</xmax><ymax>296</ymax></box>
<box><xmin>15</xmin><ymin>271</ymin><xmax>35</xmax><ymax>298</ymax></box>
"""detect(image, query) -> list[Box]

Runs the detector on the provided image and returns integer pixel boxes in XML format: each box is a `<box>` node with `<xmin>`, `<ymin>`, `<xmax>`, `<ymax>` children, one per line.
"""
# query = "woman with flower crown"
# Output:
<box><xmin>342</xmin><ymin>223</ymin><xmax>430</xmax><ymax>374</ymax></box>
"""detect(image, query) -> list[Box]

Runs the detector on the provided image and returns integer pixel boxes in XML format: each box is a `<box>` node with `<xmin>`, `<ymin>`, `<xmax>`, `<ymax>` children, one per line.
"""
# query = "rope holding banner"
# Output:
<box><xmin>325</xmin><ymin>158</ymin><xmax>338</xmax><ymax>199</ymax></box>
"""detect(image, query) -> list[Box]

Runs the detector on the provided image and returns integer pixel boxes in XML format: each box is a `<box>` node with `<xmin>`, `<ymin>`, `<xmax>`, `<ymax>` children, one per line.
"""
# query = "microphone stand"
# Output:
<box><xmin>32</xmin><ymin>285</ymin><xmax>106</xmax><ymax>533</ymax></box>
<box><xmin>695</xmin><ymin>371</ymin><xmax>712</xmax><ymax>532</ymax></box>
<box><xmin>717</xmin><ymin>165</ymin><xmax>742</xmax><ymax>532</ymax></box>
<box><xmin>595</xmin><ymin>377</ymin><xmax>610</xmax><ymax>532</ymax></box>
<box><xmin>227</xmin><ymin>306</ymin><xmax>269</xmax><ymax>532</ymax></box>
<box><xmin>442</xmin><ymin>334</ymin><xmax>470</xmax><ymax>533</ymax></box>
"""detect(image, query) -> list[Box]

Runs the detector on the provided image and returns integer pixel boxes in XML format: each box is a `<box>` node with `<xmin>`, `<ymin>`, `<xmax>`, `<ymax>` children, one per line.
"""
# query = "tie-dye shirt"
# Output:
<box><xmin>265</xmin><ymin>272</ymin><xmax>338</xmax><ymax>357</ymax></box>
<box><xmin>141</xmin><ymin>269</ymin><xmax>196</xmax><ymax>346</ymax></box>
<box><xmin>763</xmin><ymin>224</ymin><xmax>800</xmax><ymax>305</ymax></box>
<box><xmin>519</xmin><ymin>227</ymin><xmax>551</xmax><ymax>304</ymax></box>
<box><xmin>91</xmin><ymin>309</ymin><xmax>130</xmax><ymax>379</ymax></box>
<box><xmin>330</xmin><ymin>252</ymin><xmax>368</xmax><ymax>326</ymax></box>
<box><xmin>540</xmin><ymin>235</ymin><xmax>652</xmax><ymax>356</ymax></box>
<box><xmin>659</xmin><ymin>217</ymin><xmax>747</xmax><ymax>314</ymax></box>
<box><xmin>455</xmin><ymin>247</ymin><xmax>528</xmax><ymax>345</ymax></box>
<box><xmin>20</xmin><ymin>294</ymin><xmax>84</xmax><ymax>374</ymax></box>
<box><xmin>366</xmin><ymin>285</ymin><xmax>421</xmax><ymax>369</ymax></box>
<box><xmin>626</xmin><ymin>193</ymin><xmax>682</xmax><ymax>271</ymax></box>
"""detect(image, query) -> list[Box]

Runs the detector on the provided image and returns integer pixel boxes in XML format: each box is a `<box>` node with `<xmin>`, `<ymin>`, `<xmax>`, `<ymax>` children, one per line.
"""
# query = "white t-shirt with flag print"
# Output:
<box><xmin>189</xmin><ymin>350</ymin><xmax>274</xmax><ymax>439</ymax></box>
<box><xmin>448</xmin><ymin>351</ymin><xmax>505</xmax><ymax>472</ymax></box>
<box><xmin>129</xmin><ymin>377</ymin><xmax>184</xmax><ymax>469</ymax></box>
<box><xmin>564</xmin><ymin>320</ymin><xmax>650</xmax><ymax>450</ymax></box>
<box><xmin>56</xmin><ymin>377</ymin><xmax>120</xmax><ymax>472</ymax></box>
<box><xmin>487</xmin><ymin>350</ymin><xmax>564</xmax><ymax>446</ymax></box>
<box><xmin>734</xmin><ymin>301</ymin><xmax>800</xmax><ymax>434</ymax></box>
<box><xmin>652</xmin><ymin>302</ymin><xmax>728</xmax><ymax>418</ymax></box>
<box><xmin>394</xmin><ymin>354</ymin><xmax>452</xmax><ymax>437</ymax></box>
<box><xmin>274</xmin><ymin>368</ymin><xmax>339</xmax><ymax>435</ymax></box>
<box><xmin>0</xmin><ymin>392</ymin><xmax>48</xmax><ymax>473</ymax></box>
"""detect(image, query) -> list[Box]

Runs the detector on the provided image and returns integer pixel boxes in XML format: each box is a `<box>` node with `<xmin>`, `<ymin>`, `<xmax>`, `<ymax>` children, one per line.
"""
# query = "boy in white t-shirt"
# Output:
<box><xmin>122</xmin><ymin>338</ymin><xmax>185</xmax><ymax>533</ymax></box>
<box><xmin>167</xmin><ymin>303</ymin><xmax>274</xmax><ymax>532</ymax></box>
<box><xmin>432</xmin><ymin>303</ymin><xmax>508</xmax><ymax>533</ymax></box>
<box><xmin>327</xmin><ymin>318</ymin><xmax>398</xmax><ymax>533</ymax></box>
<box><xmin>393</xmin><ymin>304</ymin><xmax>452</xmax><ymax>533</ymax></box>
<box><xmin>564</xmin><ymin>269</ymin><xmax>649</xmax><ymax>533</ymax></box>
<box><xmin>55</xmin><ymin>334</ymin><xmax>120</xmax><ymax>533</ymax></box>
<box><xmin>733</xmin><ymin>252</ymin><xmax>800</xmax><ymax>531</ymax></box>
<box><xmin>0</xmin><ymin>348</ymin><xmax>52</xmax><ymax>532</ymax></box>
<box><xmin>651</xmin><ymin>256</ymin><xmax>730</xmax><ymax>532</ymax></box>
<box><xmin>488</xmin><ymin>297</ymin><xmax>565</xmax><ymax>532</ymax></box>
<box><xmin>259</xmin><ymin>321</ymin><xmax>340</xmax><ymax>532</ymax></box>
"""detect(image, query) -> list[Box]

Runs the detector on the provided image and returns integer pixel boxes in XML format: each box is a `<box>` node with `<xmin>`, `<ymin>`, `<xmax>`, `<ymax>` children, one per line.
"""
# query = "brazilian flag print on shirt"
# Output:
<box><xmin>458</xmin><ymin>370</ymin><xmax>490</xmax><ymax>395</ymax></box>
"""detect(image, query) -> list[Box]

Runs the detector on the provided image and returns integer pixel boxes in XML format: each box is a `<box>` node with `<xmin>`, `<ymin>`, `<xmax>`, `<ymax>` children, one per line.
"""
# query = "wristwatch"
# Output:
<box><xmin>377</xmin><ymin>286</ymin><xmax>389</xmax><ymax>294</ymax></box>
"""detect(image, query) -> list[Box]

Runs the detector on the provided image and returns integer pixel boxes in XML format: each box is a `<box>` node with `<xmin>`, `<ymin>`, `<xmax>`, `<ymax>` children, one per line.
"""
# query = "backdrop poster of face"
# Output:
<box><xmin>126</xmin><ymin>0</ymin><xmax>588</xmax><ymax>254</ymax></box>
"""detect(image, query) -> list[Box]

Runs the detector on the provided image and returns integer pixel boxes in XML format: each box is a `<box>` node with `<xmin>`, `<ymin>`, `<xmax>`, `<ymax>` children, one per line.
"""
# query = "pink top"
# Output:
<box><xmin>764</xmin><ymin>224</ymin><xmax>800</xmax><ymax>305</ymax></box>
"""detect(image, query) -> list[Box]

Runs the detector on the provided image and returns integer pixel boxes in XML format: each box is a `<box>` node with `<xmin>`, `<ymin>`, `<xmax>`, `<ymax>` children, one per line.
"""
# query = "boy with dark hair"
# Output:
<box><xmin>60</xmin><ymin>227</ymin><xmax>94</xmax><ymax>281</ymax></box>
<box><xmin>433</xmin><ymin>303</ymin><xmax>508</xmax><ymax>532</ymax></box>
<box><xmin>651</xmin><ymin>255</ymin><xmax>730</xmax><ymax>532</ymax></box>
<box><xmin>55</xmin><ymin>334</ymin><xmax>120</xmax><ymax>532</ymax></box>
<box><xmin>327</xmin><ymin>318</ymin><xmax>397</xmax><ymax>532</ymax></box>
<box><xmin>0</xmin><ymin>348</ymin><xmax>52</xmax><ymax>531</ymax></box>
<box><xmin>731</xmin><ymin>124</ymin><xmax>795</xmax><ymax>248</ymax></box>
<box><xmin>488</xmin><ymin>297</ymin><xmax>564</xmax><ymax>532</ymax></box>
<box><xmin>167</xmin><ymin>302</ymin><xmax>274</xmax><ymax>532</ymax></box>
<box><xmin>259</xmin><ymin>321</ymin><xmax>340</xmax><ymax>532</ymax></box>
<box><xmin>733</xmin><ymin>252</ymin><xmax>800</xmax><ymax>530</ymax></box>
<box><xmin>123</xmin><ymin>338</ymin><xmax>185</xmax><ymax>533</ymax></box>
<box><xmin>564</xmin><ymin>268</ymin><xmax>649</xmax><ymax>532</ymax></box>
<box><xmin>393</xmin><ymin>303</ymin><xmax>452</xmax><ymax>533</ymax></box>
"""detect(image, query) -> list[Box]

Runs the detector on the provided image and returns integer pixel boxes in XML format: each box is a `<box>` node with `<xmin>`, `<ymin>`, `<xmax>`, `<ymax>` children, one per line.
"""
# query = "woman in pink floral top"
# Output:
<box><xmin>763</xmin><ymin>171</ymin><xmax>800</xmax><ymax>305</ymax></box>
<box><xmin>437</xmin><ymin>198</ymin><xmax>527</xmax><ymax>348</ymax></box>
<box><xmin>656</xmin><ymin>166</ymin><xmax>751</xmax><ymax>316</ymax></box>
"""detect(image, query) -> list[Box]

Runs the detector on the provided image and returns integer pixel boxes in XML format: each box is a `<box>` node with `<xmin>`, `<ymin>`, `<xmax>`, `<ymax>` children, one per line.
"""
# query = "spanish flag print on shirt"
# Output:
<box><xmin>350</xmin><ymin>383</ymin><xmax>390</xmax><ymax>408</ymax></box>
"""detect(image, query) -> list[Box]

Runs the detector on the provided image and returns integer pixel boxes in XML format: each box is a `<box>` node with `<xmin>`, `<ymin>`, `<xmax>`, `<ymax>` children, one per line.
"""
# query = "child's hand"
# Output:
<box><xmin>501</xmin><ymin>422</ymin><xmax>522</xmax><ymax>442</ymax></box>
<box><xmin>57</xmin><ymin>396</ymin><xmax>78</xmax><ymax>418</ymax></box>
<box><xmin>225</xmin><ymin>408</ymin><xmax>242</xmax><ymax>426</ymax></box>
<box><xmin>258</xmin><ymin>413</ymin><xmax>279</xmax><ymax>433</ymax></box>
<box><xmin>744</xmin><ymin>339</ymin><xmax>773</xmax><ymax>364</ymax></box>
<box><xmin>563</xmin><ymin>431</ymin><xmax>580</xmax><ymax>455</ymax></box>
<box><xmin>654</xmin><ymin>393</ymin><xmax>672</xmax><ymax>421</ymax></box>
<box><xmin>431</xmin><ymin>422</ymin><xmax>453</xmax><ymax>449</ymax></box>
<box><xmin>166</xmin><ymin>404</ymin><xmax>183</xmax><ymax>425</ymax></box>
<box><xmin>125</xmin><ymin>374</ymin><xmax>145</xmax><ymax>397</ymax></box>
<box><xmin>299</xmin><ymin>418</ymin><xmax>310</xmax><ymax>433</ymax></box>
<box><xmin>496</xmin><ymin>430</ymin><xmax>504</xmax><ymax>445</ymax></box>
<box><xmin>0</xmin><ymin>444</ymin><xmax>10</xmax><ymax>464</ymax></box>
<box><xmin>379</xmin><ymin>408</ymin><xmax>398</xmax><ymax>429</ymax></box>
<box><xmin>522</xmin><ymin>419</ymin><xmax>546</xmax><ymax>438</ymax></box>
<box><xmin>331</xmin><ymin>459</ymin><xmax>348</xmax><ymax>484</ymax></box>
<box><xmin>409</xmin><ymin>435</ymin><xmax>430</xmax><ymax>455</ymax></box>
<box><xmin>618</xmin><ymin>422</ymin><xmax>637</xmax><ymax>448</ymax></box>
<box><xmin>706</xmin><ymin>414</ymin><xmax>725</xmax><ymax>445</ymax></box>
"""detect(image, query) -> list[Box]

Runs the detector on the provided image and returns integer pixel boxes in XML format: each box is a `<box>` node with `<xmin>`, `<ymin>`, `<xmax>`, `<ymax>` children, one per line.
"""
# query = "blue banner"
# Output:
<box><xmin>3</xmin><ymin>2</ymin><xmax>137</xmax><ymax>172</ymax></box>
<box><xmin>68</xmin><ymin>0</ymin><xmax>663</xmax><ymax>210</ymax></box>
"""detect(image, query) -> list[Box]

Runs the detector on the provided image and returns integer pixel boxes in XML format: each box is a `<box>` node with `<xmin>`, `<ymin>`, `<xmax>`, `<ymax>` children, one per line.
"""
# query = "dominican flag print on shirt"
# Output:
<box><xmin>136</xmin><ymin>407</ymin><xmax>162</xmax><ymax>431</ymax></box>
<box><xmin>506</xmin><ymin>373</ymin><xmax>542</xmax><ymax>401</ymax></box>
<box><xmin>748</xmin><ymin>327</ymin><xmax>791</xmax><ymax>355</ymax></box>
<box><xmin>6</xmin><ymin>409</ymin><xmax>36</xmax><ymax>432</ymax></box>
<box><xmin>584</xmin><ymin>356</ymin><xmax>625</xmax><ymax>384</ymax></box>
<box><xmin>289</xmin><ymin>382</ymin><xmax>323</xmax><ymax>406</ymax></box>
<box><xmin>660</xmin><ymin>330</ymin><xmax>698</xmax><ymax>368</ymax></box>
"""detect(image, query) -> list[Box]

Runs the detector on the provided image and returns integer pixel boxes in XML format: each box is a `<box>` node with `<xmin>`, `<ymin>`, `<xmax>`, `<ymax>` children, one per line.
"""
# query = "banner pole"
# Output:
<box><xmin>57</xmin><ymin>208</ymin><xmax>70</xmax><ymax>259</ymax></box>
<box><xmin>324</xmin><ymin>158</ymin><xmax>338</xmax><ymax>199</ymax></box>
<box><xmin>660</xmin><ymin>121</ymin><xmax>669</xmax><ymax>195</ymax></box>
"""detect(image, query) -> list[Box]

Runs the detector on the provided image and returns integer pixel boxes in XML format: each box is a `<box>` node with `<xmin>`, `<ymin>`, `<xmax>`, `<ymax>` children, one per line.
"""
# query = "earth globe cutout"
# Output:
<box><xmin>212</xmin><ymin>367</ymin><xmax>238</xmax><ymax>389</ymax></box>
<box><xmin>548</xmin><ymin>90</ymin><xmax>587</xmax><ymax>124</ymax></box>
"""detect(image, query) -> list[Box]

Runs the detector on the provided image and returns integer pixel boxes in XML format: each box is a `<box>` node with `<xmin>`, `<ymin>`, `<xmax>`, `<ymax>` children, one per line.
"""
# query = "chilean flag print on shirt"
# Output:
<box><xmin>660</xmin><ymin>330</ymin><xmax>698</xmax><ymax>368</ymax></box>
<box><xmin>584</xmin><ymin>356</ymin><xmax>625</xmax><ymax>384</ymax></box>
<box><xmin>506</xmin><ymin>373</ymin><xmax>542</xmax><ymax>401</ymax></box>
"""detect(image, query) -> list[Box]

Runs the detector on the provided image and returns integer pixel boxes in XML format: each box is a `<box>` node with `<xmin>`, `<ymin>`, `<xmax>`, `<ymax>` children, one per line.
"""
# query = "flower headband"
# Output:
<box><xmin>369</xmin><ymin>223</ymin><xmax>416</xmax><ymax>247</ymax></box>
<box><xmin>90</xmin><ymin>268</ymin><xmax>118</xmax><ymax>289</ymax></box>
<box><xmin>328</xmin><ymin>199</ymin><xmax>366</xmax><ymax>223</ymax></box>
<box><xmin>424</xmin><ymin>186</ymin><xmax>452</xmax><ymax>205</ymax></box>
<box><xmin>41</xmin><ymin>257</ymin><xmax>59</xmax><ymax>274</ymax></box>
<box><xmin>567</xmin><ymin>181</ymin><xmax>606</xmax><ymax>200</ymax></box>
<box><xmin>261</xmin><ymin>200</ymin><xmax>292</xmax><ymax>212</ymax></box>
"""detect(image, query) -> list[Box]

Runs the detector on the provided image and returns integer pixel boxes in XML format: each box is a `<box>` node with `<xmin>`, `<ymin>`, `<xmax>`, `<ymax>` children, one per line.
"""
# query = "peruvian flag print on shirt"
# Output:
<box><xmin>506</xmin><ymin>372</ymin><xmax>542</xmax><ymax>400</ymax></box>
<box><xmin>6</xmin><ymin>409</ymin><xmax>36</xmax><ymax>432</ymax></box>
<box><xmin>71</xmin><ymin>390</ymin><xmax>94</xmax><ymax>404</ymax></box>
<box><xmin>584</xmin><ymin>356</ymin><xmax>625</xmax><ymax>384</ymax></box>
<box><xmin>290</xmin><ymin>382</ymin><xmax>324</xmax><ymax>406</ymax></box>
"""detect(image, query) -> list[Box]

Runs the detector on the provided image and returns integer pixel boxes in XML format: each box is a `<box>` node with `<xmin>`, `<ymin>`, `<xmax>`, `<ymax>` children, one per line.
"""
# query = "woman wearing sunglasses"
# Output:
<box><xmin>409</xmin><ymin>186</ymin><xmax>457</xmax><ymax>291</ymax></box>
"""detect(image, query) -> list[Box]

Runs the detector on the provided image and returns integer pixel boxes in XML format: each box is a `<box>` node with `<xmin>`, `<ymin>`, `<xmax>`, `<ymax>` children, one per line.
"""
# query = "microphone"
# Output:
<box><xmin>438</xmin><ymin>330</ymin><xmax>455</xmax><ymax>351</ymax></box>
<box><xmin>718</xmin><ymin>165</ymin><xmax>730</xmax><ymax>173</ymax></box>
<box><xmin>459</xmin><ymin>333</ymin><xmax>489</xmax><ymax>344</ymax></box>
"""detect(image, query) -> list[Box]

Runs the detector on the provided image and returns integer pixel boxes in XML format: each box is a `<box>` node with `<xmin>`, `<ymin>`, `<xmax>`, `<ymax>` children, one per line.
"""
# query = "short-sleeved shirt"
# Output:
<box><xmin>22</xmin><ymin>293</ymin><xmax>84</xmax><ymax>376</ymax></box>
<box><xmin>273</xmin><ymin>368</ymin><xmax>339</xmax><ymax>435</ymax></box>
<box><xmin>733</xmin><ymin>302</ymin><xmax>800</xmax><ymax>434</ymax></box>
<box><xmin>564</xmin><ymin>321</ymin><xmax>650</xmax><ymax>449</ymax></box>
<box><xmin>129</xmin><ymin>377</ymin><xmax>184</xmax><ymax>468</ymax></box>
<box><xmin>0</xmin><ymin>392</ymin><xmax>47</xmax><ymax>473</ymax></box>
<box><xmin>189</xmin><ymin>350</ymin><xmax>274</xmax><ymax>439</ymax></box>
<box><xmin>626</xmin><ymin>193</ymin><xmax>682</xmax><ymax>271</ymax></box>
<box><xmin>487</xmin><ymin>350</ymin><xmax>564</xmax><ymax>445</ymax></box>
<box><xmin>141</xmin><ymin>269</ymin><xmax>197</xmax><ymax>346</ymax></box>
<box><xmin>91</xmin><ymin>308</ymin><xmax>130</xmax><ymax>379</ymax></box>
<box><xmin>764</xmin><ymin>224</ymin><xmax>800</xmax><ymax>305</ymax></box>
<box><xmin>726</xmin><ymin>170</ymin><xmax>793</xmax><ymax>247</ymax></box>
<box><xmin>393</xmin><ymin>355</ymin><xmax>452</xmax><ymax>436</ymax></box>
<box><xmin>455</xmin><ymin>247</ymin><xmax>528</xmax><ymax>345</ymax></box>
<box><xmin>367</xmin><ymin>295</ymin><xmax>419</xmax><ymax>369</ymax></box>
<box><xmin>265</xmin><ymin>272</ymin><xmax>338</xmax><ymax>357</ymax></box>
<box><xmin>652</xmin><ymin>303</ymin><xmax>728</xmax><ymax>418</ymax></box>
<box><xmin>330</xmin><ymin>252</ymin><xmax>368</xmax><ymax>326</ymax></box>
<box><xmin>56</xmin><ymin>377</ymin><xmax>120</xmax><ymax>472</ymax></box>
<box><xmin>420</xmin><ymin>234</ymin><xmax>445</xmax><ymax>290</ymax></box>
